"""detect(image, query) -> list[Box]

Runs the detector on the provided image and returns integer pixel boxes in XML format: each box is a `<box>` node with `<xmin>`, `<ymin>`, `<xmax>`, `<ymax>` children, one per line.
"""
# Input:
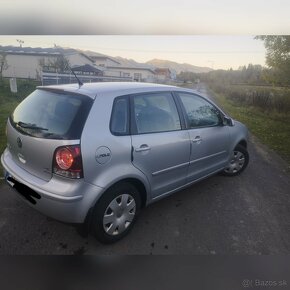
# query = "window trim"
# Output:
<box><xmin>129</xmin><ymin>91</ymin><xmax>184</xmax><ymax>135</ymax></box>
<box><xmin>174</xmin><ymin>91</ymin><xmax>224</xmax><ymax>130</ymax></box>
<box><xmin>110</xmin><ymin>95</ymin><xmax>130</xmax><ymax>136</ymax></box>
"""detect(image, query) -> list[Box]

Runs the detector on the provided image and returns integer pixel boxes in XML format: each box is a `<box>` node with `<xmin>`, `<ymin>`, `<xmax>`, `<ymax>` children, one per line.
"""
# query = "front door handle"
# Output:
<box><xmin>135</xmin><ymin>145</ymin><xmax>151</xmax><ymax>152</ymax></box>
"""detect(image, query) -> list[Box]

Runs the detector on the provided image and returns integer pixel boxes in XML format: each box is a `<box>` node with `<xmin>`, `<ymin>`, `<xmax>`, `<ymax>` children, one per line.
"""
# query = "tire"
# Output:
<box><xmin>222</xmin><ymin>144</ymin><xmax>249</xmax><ymax>176</ymax></box>
<box><xmin>91</xmin><ymin>182</ymin><xmax>141</xmax><ymax>244</ymax></box>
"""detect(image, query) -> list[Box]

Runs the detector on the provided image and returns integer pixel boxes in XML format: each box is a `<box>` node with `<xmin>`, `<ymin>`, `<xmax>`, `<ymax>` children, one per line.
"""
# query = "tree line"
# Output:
<box><xmin>177</xmin><ymin>36</ymin><xmax>290</xmax><ymax>87</ymax></box>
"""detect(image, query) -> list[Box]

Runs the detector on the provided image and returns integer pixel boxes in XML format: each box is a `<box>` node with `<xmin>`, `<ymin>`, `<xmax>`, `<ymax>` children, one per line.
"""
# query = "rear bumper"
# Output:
<box><xmin>1</xmin><ymin>148</ymin><xmax>104</xmax><ymax>223</ymax></box>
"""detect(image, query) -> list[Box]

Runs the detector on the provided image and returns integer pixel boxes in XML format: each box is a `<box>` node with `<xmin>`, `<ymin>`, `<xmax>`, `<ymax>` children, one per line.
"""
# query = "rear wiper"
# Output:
<box><xmin>16</xmin><ymin>121</ymin><xmax>48</xmax><ymax>131</ymax></box>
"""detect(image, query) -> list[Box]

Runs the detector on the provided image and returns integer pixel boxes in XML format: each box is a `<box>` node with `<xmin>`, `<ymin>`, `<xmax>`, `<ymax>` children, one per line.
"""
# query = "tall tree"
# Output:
<box><xmin>255</xmin><ymin>35</ymin><xmax>290</xmax><ymax>85</ymax></box>
<box><xmin>0</xmin><ymin>52</ymin><xmax>9</xmax><ymax>80</ymax></box>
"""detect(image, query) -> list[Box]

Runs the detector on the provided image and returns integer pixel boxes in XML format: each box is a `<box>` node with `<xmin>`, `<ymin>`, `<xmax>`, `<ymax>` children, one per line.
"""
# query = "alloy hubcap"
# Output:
<box><xmin>103</xmin><ymin>194</ymin><xmax>136</xmax><ymax>236</ymax></box>
<box><xmin>224</xmin><ymin>150</ymin><xmax>245</xmax><ymax>174</ymax></box>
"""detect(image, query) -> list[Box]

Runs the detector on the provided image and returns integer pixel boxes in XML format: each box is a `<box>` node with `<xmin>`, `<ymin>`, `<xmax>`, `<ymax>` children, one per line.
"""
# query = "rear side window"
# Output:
<box><xmin>132</xmin><ymin>92</ymin><xmax>181</xmax><ymax>134</ymax></box>
<box><xmin>110</xmin><ymin>97</ymin><xmax>129</xmax><ymax>135</ymax></box>
<box><xmin>10</xmin><ymin>89</ymin><xmax>93</xmax><ymax>139</ymax></box>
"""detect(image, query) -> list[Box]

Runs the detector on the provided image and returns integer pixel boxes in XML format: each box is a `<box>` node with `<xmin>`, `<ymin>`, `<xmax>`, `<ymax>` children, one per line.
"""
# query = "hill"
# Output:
<box><xmin>146</xmin><ymin>59</ymin><xmax>213</xmax><ymax>73</ymax></box>
<box><xmin>114</xmin><ymin>56</ymin><xmax>155</xmax><ymax>69</ymax></box>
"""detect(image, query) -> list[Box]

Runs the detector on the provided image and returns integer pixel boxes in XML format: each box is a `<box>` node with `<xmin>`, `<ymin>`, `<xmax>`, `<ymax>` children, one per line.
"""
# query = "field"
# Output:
<box><xmin>0</xmin><ymin>79</ymin><xmax>40</xmax><ymax>176</ymax></box>
<box><xmin>209</xmin><ymin>84</ymin><xmax>290</xmax><ymax>166</ymax></box>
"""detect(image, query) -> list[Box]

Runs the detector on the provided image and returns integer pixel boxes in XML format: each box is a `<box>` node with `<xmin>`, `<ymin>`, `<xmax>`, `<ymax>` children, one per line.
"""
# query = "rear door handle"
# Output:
<box><xmin>135</xmin><ymin>145</ymin><xmax>151</xmax><ymax>152</ymax></box>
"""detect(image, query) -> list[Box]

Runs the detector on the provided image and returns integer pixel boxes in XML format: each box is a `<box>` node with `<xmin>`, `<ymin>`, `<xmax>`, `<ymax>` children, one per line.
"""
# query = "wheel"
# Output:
<box><xmin>91</xmin><ymin>182</ymin><xmax>141</xmax><ymax>244</ymax></box>
<box><xmin>222</xmin><ymin>144</ymin><xmax>249</xmax><ymax>176</ymax></box>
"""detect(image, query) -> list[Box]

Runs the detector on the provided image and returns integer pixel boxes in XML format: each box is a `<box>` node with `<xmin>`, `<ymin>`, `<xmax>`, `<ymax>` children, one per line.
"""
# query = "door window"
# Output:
<box><xmin>178</xmin><ymin>93</ymin><xmax>222</xmax><ymax>128</ymax></box>
<box><xmin>132</xmin><ymin>93</ymin><xmax>181</xmax><ymax>134</ymax></box>
<box><xmin>110</xmin><ymin>97</ymin><xmax>129</xmax><ymax>135</ymax></box>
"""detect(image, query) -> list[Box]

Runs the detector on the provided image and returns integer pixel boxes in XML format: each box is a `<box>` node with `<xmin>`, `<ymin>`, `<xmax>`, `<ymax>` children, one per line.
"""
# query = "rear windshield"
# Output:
<box><xmin>10</xmin><ymin>89</ymin><xmax>93</xmax><ymax>139</ymax></box>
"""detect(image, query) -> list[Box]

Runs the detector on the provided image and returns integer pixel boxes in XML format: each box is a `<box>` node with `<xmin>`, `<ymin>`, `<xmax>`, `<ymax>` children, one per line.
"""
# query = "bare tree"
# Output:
<box><xmin>37</xmin><ymin>55</ymin><xmax>70</xmax><ymax>74</ymax></box>
<box><xmin>48</xmin><ymin>54</ymin><xmax>70</xmax><ymax>73</ymax></box>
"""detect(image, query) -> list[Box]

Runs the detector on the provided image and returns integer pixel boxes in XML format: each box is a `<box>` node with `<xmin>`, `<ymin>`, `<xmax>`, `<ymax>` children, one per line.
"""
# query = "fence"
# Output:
<box><xmin>41</xmin><ymin>72</ymin><xmax>133</xmax><ymax>86</ymax></box>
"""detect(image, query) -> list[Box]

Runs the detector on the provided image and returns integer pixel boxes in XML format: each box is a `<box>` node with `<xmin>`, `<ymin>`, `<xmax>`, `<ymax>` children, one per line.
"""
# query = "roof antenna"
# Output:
<box><xmin>58</xmin><ymin>48</ymin><xmax>83</xmax><ymax>88</ymax></box>
<box><xmin>71</xmin><ymin>68</ymin><xmax>84</xmax><ymax>88</ymax></box>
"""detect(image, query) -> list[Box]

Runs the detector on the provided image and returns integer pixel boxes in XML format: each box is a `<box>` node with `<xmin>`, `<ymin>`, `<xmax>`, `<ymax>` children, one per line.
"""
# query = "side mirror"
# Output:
<box><xmin>223</xmin><ymin>116</ymin><xmax>235</xmax><ymax>126</ymax></box>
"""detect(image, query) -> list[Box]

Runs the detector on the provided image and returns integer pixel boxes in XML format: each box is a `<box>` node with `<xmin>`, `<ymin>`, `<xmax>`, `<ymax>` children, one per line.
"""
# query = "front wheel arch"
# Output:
<box><xmin>223</xmin><ymin>144</ymin><xmax>249</xmax><ymax>176</ymax></box>
<box><xmin>238</xmin><ymin>139</ymin><xmax>247</xmax><ymax>149</ymax></box>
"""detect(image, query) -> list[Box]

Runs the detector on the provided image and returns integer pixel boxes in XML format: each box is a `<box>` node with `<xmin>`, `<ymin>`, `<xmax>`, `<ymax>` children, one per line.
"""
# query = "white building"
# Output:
<box><xmin>1</xmin><ymin>46</ymin><xmax>175</xmax><ymax>84</ymax></box>
<box><xmin>0</xmin><ymin>46</ymin><xmax>96</xmax><ymax>80</ymax></box>
<box><xmin>85</xmin><ymin>51</ymin><xmax>121</xmax><ymax>67</ymax></box>
<box><xmin>86</xmin><ymin>51</ymin><xmax>156</xmax><ymax>82</ymax></box>
<box><xmin>105</xmin><ymin>65</ymin><xmax>156</xmax><ymax>82</ymax></box>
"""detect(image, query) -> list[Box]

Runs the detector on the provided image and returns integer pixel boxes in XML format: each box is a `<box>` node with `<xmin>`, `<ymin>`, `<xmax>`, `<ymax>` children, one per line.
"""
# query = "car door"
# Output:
<box><xmin>176</xmin><ymin>92</ymin><xmax>230</xmax><ymax>183</ymax></box>
<box><xmin>130</xmin><ymin>91</ymin><xmax>190</xmax><ymax>199</ymax></box>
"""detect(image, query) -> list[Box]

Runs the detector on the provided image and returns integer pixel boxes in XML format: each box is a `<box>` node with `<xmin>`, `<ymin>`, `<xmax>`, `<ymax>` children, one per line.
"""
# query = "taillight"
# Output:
<box><xmin>53</xmin><ymin>145</ymin><xmax>83</xmax><ymax>179</ymax></box>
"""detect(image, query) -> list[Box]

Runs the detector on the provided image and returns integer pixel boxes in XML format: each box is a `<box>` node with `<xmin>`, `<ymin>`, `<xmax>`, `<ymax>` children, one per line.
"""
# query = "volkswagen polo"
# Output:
<box><xmin>1</xmin><ymin>82</ymin><xmax>249</xmax><ymax>243</ymax></box>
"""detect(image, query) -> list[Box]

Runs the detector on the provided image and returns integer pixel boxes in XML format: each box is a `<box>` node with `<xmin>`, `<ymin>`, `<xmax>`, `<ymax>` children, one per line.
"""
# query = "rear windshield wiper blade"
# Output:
<box><xmin>16</xmin><ymin>121</ymin><xmax>48</xmax><ymax>131</ymax></box>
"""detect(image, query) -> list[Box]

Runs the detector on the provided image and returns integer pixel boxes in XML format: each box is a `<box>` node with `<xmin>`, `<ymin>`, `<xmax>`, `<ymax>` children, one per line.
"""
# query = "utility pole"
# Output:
<box><xmin>16</xmin><ymin>39</ymin><xmax>24</xmax><ymax>48</ymax></box>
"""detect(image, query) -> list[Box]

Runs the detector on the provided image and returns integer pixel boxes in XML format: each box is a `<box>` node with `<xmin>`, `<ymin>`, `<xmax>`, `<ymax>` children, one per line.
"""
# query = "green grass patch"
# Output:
<box><xmin>212</xmin><ymin>90</ymin><xmax>290</xmax><ymax>165</ymax></box>
<box><xmin>0</xmin><ymin>79</ymin><xmax>40</xmax><ymax>176</ymax></box>
<box><xmin>210</xmin><ymin>83</ymin><xmax>290</xmax><ymax>113</ymax></box>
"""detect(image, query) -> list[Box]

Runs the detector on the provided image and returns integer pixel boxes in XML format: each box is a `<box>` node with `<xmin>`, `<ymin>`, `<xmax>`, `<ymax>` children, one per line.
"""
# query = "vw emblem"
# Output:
<box><xmin>17</xmin><ymin>137</ymin><xmax>22</xmax><ymax>148</ymax></box>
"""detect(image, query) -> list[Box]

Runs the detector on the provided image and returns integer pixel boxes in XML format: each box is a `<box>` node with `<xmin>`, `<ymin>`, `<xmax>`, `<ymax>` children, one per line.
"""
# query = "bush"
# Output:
<box><xmin>209</xmin><ymin>83</ymin><xmax>290</xmax><ymax>114</ymax></box>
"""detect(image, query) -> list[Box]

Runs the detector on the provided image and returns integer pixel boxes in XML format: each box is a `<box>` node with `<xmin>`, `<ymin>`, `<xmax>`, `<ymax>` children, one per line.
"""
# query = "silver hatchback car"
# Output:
<box><xmin>1</xmin><ymin>82</ymin><xmax>249</xmax><ymax>243</ymax></box>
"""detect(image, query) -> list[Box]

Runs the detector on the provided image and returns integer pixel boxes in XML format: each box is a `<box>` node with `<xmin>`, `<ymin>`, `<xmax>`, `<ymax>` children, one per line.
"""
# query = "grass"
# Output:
<box><xmin>211</xmin><ymin>89</ymin><xmax>290</xmax><ymax>165</ymax></box>
<box><xmin>0</xmin><ymin>79</ymin><xmax>40</xmax><ymax>177</ymax></box>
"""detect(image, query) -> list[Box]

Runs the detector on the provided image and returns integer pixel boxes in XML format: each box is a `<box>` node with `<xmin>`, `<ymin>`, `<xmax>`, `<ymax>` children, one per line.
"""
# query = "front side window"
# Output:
<box><xmin>177</xmin><ymin>93</ymin><xmax>222</xmax><ymax>128</ymax></box>
<box><xmin>132</xmin><ymin>92</ymin><xmax>181</xmax><ymax>134</ymax></box>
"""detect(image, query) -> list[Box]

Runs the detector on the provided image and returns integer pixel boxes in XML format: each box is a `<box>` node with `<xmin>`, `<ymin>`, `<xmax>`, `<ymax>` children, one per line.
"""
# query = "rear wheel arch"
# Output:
<box><xmin>90</xmin><ymin>180</ymin><xmax>145</xmax><ymax>243</ymax></box>
<box><xmin>110</xmin><ymin>178</ymin><xmax>147</xmax><ymax>208</ymax></box>
<box><xmin>90</xmin><ymin>177</ymin><xmax>148</xmax><ymax>211</ymax></box>
<box><xmin>78</xmin><ymin>177</ymin><xmax>147</xmax><ymax>237</ymax></box>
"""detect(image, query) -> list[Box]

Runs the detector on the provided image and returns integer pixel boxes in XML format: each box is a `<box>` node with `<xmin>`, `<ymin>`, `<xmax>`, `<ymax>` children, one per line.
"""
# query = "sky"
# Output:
<box><xmin>1</xmin><ymin>0</ymin><xmax>290</xmax><ymax>34</ymax></box>
<box><xmin>1</xmin><ymin>0</ymin><xmax>288</xmax><ymax>69</ymax></box>
<box><xmin>0</xmin><ymin>36</ymin><xmax>266</xmax><ymax>70</ymax></box>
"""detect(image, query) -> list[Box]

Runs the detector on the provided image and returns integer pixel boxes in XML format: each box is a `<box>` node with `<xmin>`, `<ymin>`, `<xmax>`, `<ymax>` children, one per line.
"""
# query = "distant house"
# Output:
<box><xmin>155</xmin><ymin>68</ymin><xmax>171</xmax><ymax>80</ymax></box>
<box><xmin>85</xmin><ymin>54</ymin><xmax>157</xmax><ymax>82</ymax></box>
<box><xmin>71</xmin><ymin>64</ymin><xmax>104</xmax><ymax>76</ymax></box>
<box><xmin>0</xmin><ymin>46</ymin><xmax>95</xmax><ymax>80</ymax></box>
<box><xmin>105</xmin><ymin>65</ymin><xmax>156</xmax><ymax>82</ymax></box>
<box><xmin>0</xmin><ymin>46</ymin><xmax>175</xmax><ymax>84</ymax></box>
<box><xmin>85</xmin><ymin>52</ymin><xmax>121</xmax><ymax>67</ymax></box>
<box><xmin>155</xmin><ymin>68</ymin><xmax>177</xmax><ymax>81</ymax></box>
